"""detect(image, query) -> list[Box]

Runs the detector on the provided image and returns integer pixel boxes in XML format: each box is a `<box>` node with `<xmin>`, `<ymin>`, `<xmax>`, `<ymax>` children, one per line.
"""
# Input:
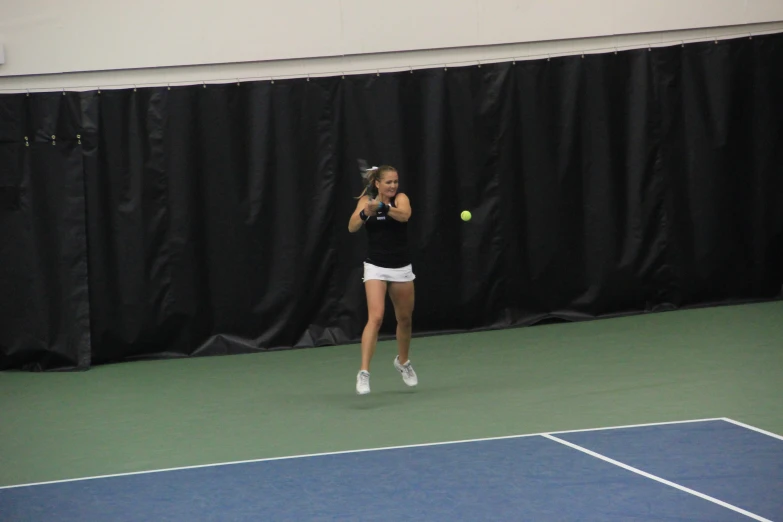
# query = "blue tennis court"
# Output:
<box><xmin>1</xmin><ymin>418</ymin><xmax>781</xmax><ymax>521</ymax></box>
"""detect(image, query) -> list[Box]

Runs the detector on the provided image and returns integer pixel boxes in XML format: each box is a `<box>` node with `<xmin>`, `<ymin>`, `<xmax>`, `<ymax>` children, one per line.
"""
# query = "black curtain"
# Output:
<box><xmin>0</xmin><ymin>95</ymin><xmax>91</xmax><ymax>370</ymax></box>
<box><xmin>1</xmin><ymin>34</ymin><xmax>782</xmax><ymax>371</ymax></box>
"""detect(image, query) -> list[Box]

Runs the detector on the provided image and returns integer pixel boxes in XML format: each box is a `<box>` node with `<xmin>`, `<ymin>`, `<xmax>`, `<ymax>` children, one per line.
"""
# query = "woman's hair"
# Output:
<box><xmin>357</xmin><ymin>165</ymin><xmax>397</xmax><ymax>199</ymax></box>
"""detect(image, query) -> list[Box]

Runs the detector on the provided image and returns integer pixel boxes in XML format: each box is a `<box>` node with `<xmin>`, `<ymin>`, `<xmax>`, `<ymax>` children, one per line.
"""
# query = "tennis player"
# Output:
<box><xmin>348</xmin><ymin>164</ymin><xmax>418</xmax><ymax>395</ymax></box>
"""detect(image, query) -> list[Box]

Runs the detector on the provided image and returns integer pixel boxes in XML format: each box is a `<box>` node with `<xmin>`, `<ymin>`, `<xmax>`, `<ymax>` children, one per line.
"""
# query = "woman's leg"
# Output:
<box><xmin>360</xmin><ymin>279</ymin><xmax>388</xmax><ymax>372</ymax></box>
<box><xmin>388</xmin><ymin>281</ymin><xmax>415</xmax><ymax>364</ymax></box>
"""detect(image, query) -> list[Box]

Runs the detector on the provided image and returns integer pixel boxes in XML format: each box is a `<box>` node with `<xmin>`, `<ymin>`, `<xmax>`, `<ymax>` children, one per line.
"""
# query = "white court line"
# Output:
<box><xmin>721</xmin><ymin>418</ymin><xmax>783</xmax><ymax>441</ymax></box>
<box><xmin>0</xmin><ymin>417</ymin><xmax>724</xmax><ymax>491</ymax></box>
<box><xmin>543</xmin><ymin>434</ymin><xmax>772</xmax><ymax>522</ymax></box>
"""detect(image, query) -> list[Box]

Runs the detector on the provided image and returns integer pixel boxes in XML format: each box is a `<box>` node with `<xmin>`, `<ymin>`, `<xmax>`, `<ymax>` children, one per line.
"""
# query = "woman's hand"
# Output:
<box><xmin>364</xmin><ymin>199</ymin><xmax>379</xmax><ymax>216</ymax></box>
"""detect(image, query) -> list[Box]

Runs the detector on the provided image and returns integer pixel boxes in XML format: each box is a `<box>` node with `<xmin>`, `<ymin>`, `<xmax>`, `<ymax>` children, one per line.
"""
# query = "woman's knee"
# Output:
<box><xmin>396</xmin><ymin>312</ymin><xmax>412</xmax><ymax>329</ymax></box>
<box><xmin>366</xmin><ymin>311</ymin><xmax>384</xmax><ymax>330</ymax></box>
<box><xmin>364</xmin><ymin>280</ymin><xmax>387</xmax><ymax>331</ymax></box>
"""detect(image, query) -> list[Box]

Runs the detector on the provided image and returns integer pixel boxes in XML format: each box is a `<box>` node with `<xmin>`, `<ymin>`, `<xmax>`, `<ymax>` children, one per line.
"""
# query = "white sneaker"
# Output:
<box><xmin>356</xmin><ymin>370</ymin><xmax>370</xmax><ymax>395</ymax></box>
<box><xmin>394</xmin><ymin>356</ymin><xmax>418</xmax><ymax>387</ymax></box>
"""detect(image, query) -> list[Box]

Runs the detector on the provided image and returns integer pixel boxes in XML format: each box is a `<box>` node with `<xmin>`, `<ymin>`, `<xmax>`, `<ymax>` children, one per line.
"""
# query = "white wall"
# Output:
<box><xmin>1</xmin><ymin>0</ymin><xmax>782</xmax><ymax>92</ymax></box>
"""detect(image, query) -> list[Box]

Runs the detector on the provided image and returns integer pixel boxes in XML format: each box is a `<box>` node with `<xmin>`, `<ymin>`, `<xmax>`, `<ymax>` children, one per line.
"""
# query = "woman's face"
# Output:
<box><xmin>375</xmin><ymin>170</ymin><xmax>399</xmax><ymax>199</ymax></box>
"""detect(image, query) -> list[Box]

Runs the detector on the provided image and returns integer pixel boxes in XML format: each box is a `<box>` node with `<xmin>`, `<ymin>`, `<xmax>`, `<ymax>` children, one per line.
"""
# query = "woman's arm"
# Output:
<box><xmin>386</xmin><ymin>193</ymin><xmax>411</xmax><ymax>222</ymax></box>
<box><xmin>348</xmin><ymin>195</ymin><xmax>374</xmax><ymax>233</ymax></box>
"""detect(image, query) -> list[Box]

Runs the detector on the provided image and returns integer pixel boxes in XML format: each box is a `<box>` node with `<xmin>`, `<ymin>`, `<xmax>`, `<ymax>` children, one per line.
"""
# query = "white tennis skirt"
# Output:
<box><xmin>363</xmin><ymin>262</ymin><xmax>416</xmax><ymax>283</ymax></box>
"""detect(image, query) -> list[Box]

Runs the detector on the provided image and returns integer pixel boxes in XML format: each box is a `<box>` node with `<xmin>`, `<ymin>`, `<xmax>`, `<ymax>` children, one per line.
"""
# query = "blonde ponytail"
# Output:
<box><xmin>357</xmin><ymin>166</ymin><xmax>380</xmax><ymax>199</ymax></box>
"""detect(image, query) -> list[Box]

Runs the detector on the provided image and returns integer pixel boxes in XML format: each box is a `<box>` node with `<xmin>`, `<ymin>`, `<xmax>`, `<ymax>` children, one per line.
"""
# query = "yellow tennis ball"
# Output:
<box><xmin>461</xmin><ymin>210</ymin><xmax>472</xmax><ymax>222</ymax></box>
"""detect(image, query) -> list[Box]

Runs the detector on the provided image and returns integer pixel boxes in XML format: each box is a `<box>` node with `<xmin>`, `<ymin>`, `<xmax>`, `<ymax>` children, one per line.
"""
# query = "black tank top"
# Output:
<box><xmin>365</xmin><ymin>196</ymin><xmax>410</xmax><ymax>268</ymax></box>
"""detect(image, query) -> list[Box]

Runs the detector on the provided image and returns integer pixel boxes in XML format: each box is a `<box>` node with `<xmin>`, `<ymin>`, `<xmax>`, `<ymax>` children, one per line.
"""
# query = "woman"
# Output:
<box><xmin>348</xmin><ymin>165</ymin><xmax>418</xmax><ymax>395</ymax></box>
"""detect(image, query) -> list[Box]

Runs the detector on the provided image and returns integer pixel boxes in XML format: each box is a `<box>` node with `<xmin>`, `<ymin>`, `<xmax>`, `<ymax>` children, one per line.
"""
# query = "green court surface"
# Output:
<box><xmin>1</xmin><ymin>301</ymin><xmax>781</xmax><ymax>488</ymax></box>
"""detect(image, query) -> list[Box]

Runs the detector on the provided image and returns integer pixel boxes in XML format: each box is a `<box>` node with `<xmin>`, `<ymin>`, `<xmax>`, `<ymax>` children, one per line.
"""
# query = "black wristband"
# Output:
<box><xmin>359</xmin><ymin>209</ymin><xmax>369</xmax><ymax>222</ymax></box>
